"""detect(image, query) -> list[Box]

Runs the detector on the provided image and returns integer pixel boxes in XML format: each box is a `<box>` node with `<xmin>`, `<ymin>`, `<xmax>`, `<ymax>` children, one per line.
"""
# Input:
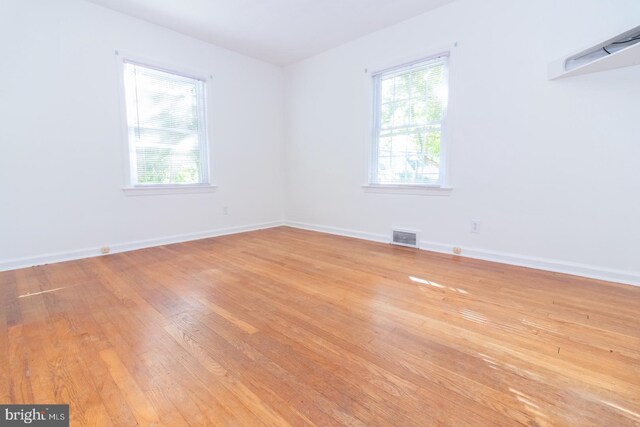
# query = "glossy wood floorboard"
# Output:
<box><xmin>1</xmin><ymin>227</ymin><xmax>639</xmax><ymax>426</ymax></box>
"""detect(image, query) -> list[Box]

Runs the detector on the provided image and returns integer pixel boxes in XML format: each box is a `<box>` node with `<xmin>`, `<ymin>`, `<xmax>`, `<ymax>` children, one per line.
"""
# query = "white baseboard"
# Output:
<box><xmin>0</xmin><ymin>220</ymin><xmax>284</xmax><ymax>272</ymax></box>
<box><xmin>285</xmin><ymin>221</ymin><xmax>390</xmax><ymax>244</ymax></box>
<box><xmin>4</xmin><ymin>219</ymin><xmax>639</xmax><ymax>288</ymax></box>
<box><xmin>285</xmin><ymin>221</ymin><xmax>640</xmax><ymax>287</ymax></box>
<box><xmin>419</xmin><ymin>240</ymin><xmax>640</xmax><ymax>287</ymax></box>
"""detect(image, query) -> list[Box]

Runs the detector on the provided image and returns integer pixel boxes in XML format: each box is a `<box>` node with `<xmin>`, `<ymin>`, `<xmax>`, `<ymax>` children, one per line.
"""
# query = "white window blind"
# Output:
<box><xmin>370</xmin><ymin>55</ymin><xmax>449</xmax><ymax>186</ymax></box>
<box><xmin>123</xmin><ymin>61</ymin><xmax>209</xmax><ymax>186</ymax></box>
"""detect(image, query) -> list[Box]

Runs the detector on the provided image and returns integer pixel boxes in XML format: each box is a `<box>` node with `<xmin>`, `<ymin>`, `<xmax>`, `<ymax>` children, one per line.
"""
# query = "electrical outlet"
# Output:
<box><xmin>223</xmin><ymin>206</ymin><xmax>229</xmax><ymax>215</ymax></box>
<box><xmin>100</xmin><ymin>246</ymin><xmax>110</xmax><ymax>255</ymax></box>
<box><xmin>453</xmin><ymin>247</ymin><xmax>462</xmax><ymax>255</ymax></box>
<box><xmin>471</xmin><ymin>220</ymin><xmax>480</xmax><ymax>234</ymax></box>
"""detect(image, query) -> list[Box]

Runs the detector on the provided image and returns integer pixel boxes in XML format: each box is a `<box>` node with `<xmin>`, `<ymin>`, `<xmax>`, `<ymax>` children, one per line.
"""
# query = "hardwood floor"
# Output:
<box><xmin>1</xmin><ymin>226</ymin><xmax>639</xmax><ymax>426</ymax></box>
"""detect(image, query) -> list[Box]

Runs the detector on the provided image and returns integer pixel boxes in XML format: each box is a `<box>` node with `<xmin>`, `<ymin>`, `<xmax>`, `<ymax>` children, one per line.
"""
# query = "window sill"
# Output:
<box><xmin>122</xmin><ymin>184</ymin><xmax>218</xmax><ymax>197</ymax></box>
<box><xmin>362</xmin><ymin>184</ymin><xmax>452</xmax><ymax>196</ymax></box>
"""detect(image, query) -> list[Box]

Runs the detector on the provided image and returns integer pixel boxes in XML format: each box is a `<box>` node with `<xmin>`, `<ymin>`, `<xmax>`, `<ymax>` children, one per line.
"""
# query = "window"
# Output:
<box><xmin>370</xmin><ymin>54</ymin><xmax>449</xmax><ymax>188</ymax></box>
<box><xmin>122</xmin><ymin>60</ymin><xmax>210</xmax><ymax>188</ymax></box>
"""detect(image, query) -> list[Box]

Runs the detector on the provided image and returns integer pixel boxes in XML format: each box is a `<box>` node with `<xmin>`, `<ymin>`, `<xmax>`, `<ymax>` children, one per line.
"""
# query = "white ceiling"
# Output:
<box><xmin>85</xmin><ymin>0</ymin><xmax>455</xmax><ymax>65</ymax></box>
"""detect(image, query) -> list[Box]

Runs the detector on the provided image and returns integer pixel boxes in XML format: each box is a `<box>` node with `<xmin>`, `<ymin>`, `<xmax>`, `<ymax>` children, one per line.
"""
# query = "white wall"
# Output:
<box><xmin>284</xmin><ymin>0</ymin><xmax>640</xmax><ymax>284</ymax></box>
<box><xmin>0</xmin><ymin>0</ymin><xmax>285</xmax><ymax>267</ymax></box>
<box><xmin>2</xmin><ymin>0</ymin><xmax>639</xmax><ymax>285</ymax></box>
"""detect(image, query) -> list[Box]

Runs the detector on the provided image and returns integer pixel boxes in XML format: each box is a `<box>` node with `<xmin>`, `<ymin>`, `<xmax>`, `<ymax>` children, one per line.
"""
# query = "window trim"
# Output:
<box><xmin>361</xmin><ymin>184</ymin><xmax>452</xmax><ymax>196</ymax></box>
<box><xmin>366</xmin><ymin>50</ymin><xmax>452</xmax><ymax>195</ymax></box>
<box><xmin>122</xmin><ymin>184</ymin><xmax>217</xmax><ymax>197</ymax></box>
<box><xmin>115</xmin><ymin>50</ymin><xmax>215</xmax><ymax>195</ymax></box>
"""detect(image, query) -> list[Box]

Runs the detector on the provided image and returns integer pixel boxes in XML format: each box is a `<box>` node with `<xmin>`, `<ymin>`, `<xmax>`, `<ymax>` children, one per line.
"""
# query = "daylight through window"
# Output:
<box><xmin>123</xmin><ymin>61</ymin><xmax>209</xmax><ymax>186</ymax></box>
<box><xmin>370</xmin><ymin>55</ymin><xmax>449</xmax><ymax>186</ymax></box>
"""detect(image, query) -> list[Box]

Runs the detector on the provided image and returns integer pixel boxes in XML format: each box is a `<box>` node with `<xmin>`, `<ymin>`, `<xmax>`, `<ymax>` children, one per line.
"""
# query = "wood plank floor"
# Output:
<box><xmin>1</xmin><ymin>226</ymin><xmax>639</xmax><ymax>426</ymax></box>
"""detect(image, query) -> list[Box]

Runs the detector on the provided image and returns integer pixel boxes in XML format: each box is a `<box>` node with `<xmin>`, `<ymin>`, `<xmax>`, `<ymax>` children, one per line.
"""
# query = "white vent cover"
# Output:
<box><xmin>548</xmin><ymin>24</ymin><xmax>640</xmax><ymax>80</ymax></box>
<box><xmin>565</xmin><ymin>28</ymin><xmax>640</xmax><ymax>71</ymax></box>
<box><xmin>391</xmin><ymin>229</ymin><xmax>419</xmax><ymax>248</ymax></box>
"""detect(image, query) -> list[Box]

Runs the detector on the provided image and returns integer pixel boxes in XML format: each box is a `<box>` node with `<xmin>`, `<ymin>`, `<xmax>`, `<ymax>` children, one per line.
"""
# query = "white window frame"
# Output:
<box><xmin>115</xmin><ymin>50</ymin><xmax>216</xmax><ymax>196</ymax></box>
<box><xmin>364</xmin><ymin>51</ymin><xmax>452</xmax><ymax>196</ymax></box>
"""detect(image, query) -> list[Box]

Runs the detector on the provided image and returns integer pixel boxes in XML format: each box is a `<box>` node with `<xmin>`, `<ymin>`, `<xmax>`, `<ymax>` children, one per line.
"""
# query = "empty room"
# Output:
<box><xmin>1</xmin><ymin>0</ymin><xmax>639</xmax><ymax>425</ymax></box>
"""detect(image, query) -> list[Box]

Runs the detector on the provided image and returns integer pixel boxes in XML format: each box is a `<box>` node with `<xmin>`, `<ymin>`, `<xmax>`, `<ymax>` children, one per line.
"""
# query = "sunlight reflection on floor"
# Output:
<box><xmin>409</xmin><ymin>276</ymin><xmax>469</xmax><ymax>294</ymax></box>
<box><xmin>17</xmin><ymin>287</ymin><xmax>66</xmax><ymax>298</ymax></box>
<box><xmin>599</xmin><ymin>400</ymin><xmax>640</xmax><ymax>422</ymax></box>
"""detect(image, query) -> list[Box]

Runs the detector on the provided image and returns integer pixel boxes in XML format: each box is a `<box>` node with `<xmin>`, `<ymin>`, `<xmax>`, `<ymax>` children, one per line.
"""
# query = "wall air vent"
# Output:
<box><xmin>565</xmin><ymin>29</ymin><xmax>640</xmax><ymax>71</ymax></box>
<box><xmin>391</xmin><ymin>229</ymin><xmax>419</xmax><ymax>248</ymax></box>
<box><xmin>548</xmin><ymin>25</ymin><xmax>640</xmax><ymax>80</ymax></box>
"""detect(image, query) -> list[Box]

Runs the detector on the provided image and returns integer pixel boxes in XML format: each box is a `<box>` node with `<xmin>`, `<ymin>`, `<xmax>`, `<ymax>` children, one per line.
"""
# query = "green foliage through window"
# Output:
<box><xmin>372</xmin><ymin>56</ymin><xmax>448</xmax><ymax>185</ymax></box>
<box><xmin>123</xmin><ymin>62</ymin><xmax>207</xmax><ymax>185</ymax></box>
